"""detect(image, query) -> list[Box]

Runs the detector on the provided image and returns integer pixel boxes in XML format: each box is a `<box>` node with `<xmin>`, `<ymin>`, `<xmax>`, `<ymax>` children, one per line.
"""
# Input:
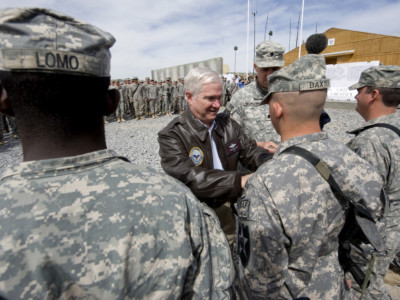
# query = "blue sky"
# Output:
<box><xmin>2</xmin><ymin>0</ymin><xmax>400</xmax><ymax>79</ymax></box>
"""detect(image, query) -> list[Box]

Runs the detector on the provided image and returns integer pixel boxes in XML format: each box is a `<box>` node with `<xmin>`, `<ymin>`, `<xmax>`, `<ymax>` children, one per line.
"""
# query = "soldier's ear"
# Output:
<box><xmin>369</xmin><ymin>88</ymin><xmax>380</xmax><ymax>104</ymax></box>
<box><xmin>104</xmin><ymin>88</ymin><xmax>120</xmax><ymax>115</ymax></box>
<box><xmin>271</xmin><ymin>101</ymin><xmax>283</xmax><ymax>119</ymax></box>
<box><xmin>0</xmin><ymin>85</ymin><xmax>14</xmax><ymax>117</ymax></box>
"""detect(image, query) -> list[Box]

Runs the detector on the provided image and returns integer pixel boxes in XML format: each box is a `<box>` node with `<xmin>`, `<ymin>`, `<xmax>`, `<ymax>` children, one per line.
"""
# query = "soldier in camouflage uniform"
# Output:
<box><xmin>114</xmin><ymin>80</ymin><xmax>125</xmax><ymax>123</ymax></box>
<box><xmin>177</xmin><ymin>77</ymin><xmax>186</xmax><ymax>114</ymax></box>
<box><xmin>226</xmin><ymin>40</ymin><xmax>284</xmax><ymax>145</ymax></box>
<box><xmin>347</xmin><ymin>66</ymin><xmax>400</xmax><ymax>299</ymax></box>
<box><xmin>122</xmin><ymin>78</ymin><xmax>131</xmax><ymax>117</ymax></box>
<box><xmin>162</xmin><ymin>77</ymin><xmax>173</xmax><ymax>116</ymax></box>
<box><xmin>227</xmin><ymin>77</ymin><xmax>239</xmax><ymax>99</ymax></box>
<box><xmin>234</xmin><ymin>54</ymin><xmax>385</xmax><ymax>299</ymax></box>
<box><xmin>147</xmin><ymin>79</ymin><xmax>159</xmax><ymax>119</ymax></box>
<box><xmin>172</xmin><ymin>80</ymin><xmax>179</xmax><ymax>114</ymax></box>
<box><xmin>157</xmin><ymin>80</ymin><xmax>164</xmax><ymax>115</ymax></box>
<box><xmin>142</xmin><ymin>77</ymin><xmax>150</xmax><ymax>117</ymax></box>
<box><xmin>0</xmin><ymin>8</ymin><xmax>233</xmax><ymax>299</ymax></box>
<box><xmin>133</xmin><ymin>80</ymin><xmax>145</xmax><ymax>120</ymax></box>
<box><xmin>128</xmin><ymin>76</ymin><xmax>139</xmax><ymax>118</ymax></box>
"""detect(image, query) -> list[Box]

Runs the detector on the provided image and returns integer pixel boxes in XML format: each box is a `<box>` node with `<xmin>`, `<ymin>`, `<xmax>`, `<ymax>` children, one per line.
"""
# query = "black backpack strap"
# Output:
<box><xmin>281</xmin><ymin>145</ymin><xmax>384</xmax><ymax>252</ymax></box>
<box><xmin>353</xmin><ymin>123</ymin><xmax>400</xmax><ymax>137</ymax></box>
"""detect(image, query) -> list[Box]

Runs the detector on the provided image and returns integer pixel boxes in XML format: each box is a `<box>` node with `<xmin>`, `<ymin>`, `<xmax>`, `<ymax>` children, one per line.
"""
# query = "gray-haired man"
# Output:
<box><xmin>158</xmin><ymin>67</ymin><xmax>274</xmax><ymax>245</ymax></box>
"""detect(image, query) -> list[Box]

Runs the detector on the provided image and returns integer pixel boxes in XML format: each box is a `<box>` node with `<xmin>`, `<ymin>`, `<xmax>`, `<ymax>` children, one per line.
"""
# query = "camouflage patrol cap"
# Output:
<box><xmin>255</xmin><ymin>40</ymin><xmax>285</xmax><ymax>68</ymax></box>
<box><xmin>131</xmin><ymin>76</ymin><xmax>138</xmax><ymax>80</ymax></box>
<box><xmin>0</xmin><ymin>7</ymin><xmax>115</xmax><ymax>77</ymax></box>
<box><xmin>166</xmin><ymin>77</ymin><xmax>171</xmax><ymax>81</ymax></box>
<box><xmin>349</xmin><ymin>65</ymin><xmax>400</xmax><ymax>90</ymax></box>
<box><xmin>261</xmin><ymin>54</ymin><xmax>330</xmax><ymax>105</ymax></box>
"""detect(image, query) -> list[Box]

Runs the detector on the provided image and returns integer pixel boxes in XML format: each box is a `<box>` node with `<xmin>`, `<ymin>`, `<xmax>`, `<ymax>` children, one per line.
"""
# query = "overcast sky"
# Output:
<box><xmin>2</xmin><ymin>0</ymin><xmax>400</xmax><ymax>79</ymax></box>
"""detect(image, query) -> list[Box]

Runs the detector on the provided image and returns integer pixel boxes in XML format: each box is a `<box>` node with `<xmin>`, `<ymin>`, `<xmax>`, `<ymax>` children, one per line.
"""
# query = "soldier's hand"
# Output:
<box><xmin>241</xmin><ymin>173</ymin><xmax>254</xmax><ymax>188</ymax></box>
<box><xmin>257</xmin><ymin>141</ymin><xmax>278</xmax><ymax>153</ymax></box>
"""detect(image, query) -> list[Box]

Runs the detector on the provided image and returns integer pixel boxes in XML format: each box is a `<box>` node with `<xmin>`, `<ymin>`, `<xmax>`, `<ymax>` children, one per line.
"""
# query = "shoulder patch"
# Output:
<box><xmin>189</xmin><ymin>147</ymin><xmax>204</xmax><ymax>166</ymax></box>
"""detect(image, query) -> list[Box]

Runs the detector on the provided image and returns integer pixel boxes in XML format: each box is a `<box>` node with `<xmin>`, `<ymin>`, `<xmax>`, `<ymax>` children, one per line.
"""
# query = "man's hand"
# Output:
<box><xmin>241</xmin><ymin>173</ymin><xmax>254</xmax><ymax>188</ymax></box>
<box><xmin>257</xmin><ymin>141</ymin><xmax>278</xmax><ymax>153</ymax></box>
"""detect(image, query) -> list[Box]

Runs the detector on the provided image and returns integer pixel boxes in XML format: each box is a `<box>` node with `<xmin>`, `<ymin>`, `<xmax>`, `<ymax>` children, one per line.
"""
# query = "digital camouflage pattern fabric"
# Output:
<box><xmin>226</xmin><ymin>81</ymin><xmax>280</xmax><ymax>143</ymax></box>
<box><xmin>235</xmin><ymin>132</ymin><xmax>384</xmax><ymax>299</ymax></box>
<box><xmin>348</xmin><ymin>65</ymin><xmax>400</xmax><ymax>90</ymax></box>
<box><xmin>261</xmin><ymin>54</ymin><xmax>330</xmax><ymax>104</ymax></box>
<box><xmin>254</xmin><ymin>40</ymin><xmax>285</xmax><ymax>69</ymax></box>
<box><xmin>348</xmin><ymin>112</ymin><xmax>400</xmax><ymax>299</ymax></box>
<box><xmin>0</xmin><ymin>8</ymin><xmax>115</xmax><ymax>77</ymax></box>
<box><xmin>0</xmin><ymin>149</ymin><xmax>233</xmax><ymax>299</ymax></box>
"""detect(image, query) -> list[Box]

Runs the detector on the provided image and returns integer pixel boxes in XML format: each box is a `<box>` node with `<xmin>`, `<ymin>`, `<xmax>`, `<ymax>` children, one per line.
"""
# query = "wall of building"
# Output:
<box><xmin>151</xmin><ymin>57</ymin><xmax>223</xmax><ymax>82</ymax></box>
<box><xmin>284</xmin><ymin>28</ymin><xmax>400</xmax><ymax>66</ymax></box>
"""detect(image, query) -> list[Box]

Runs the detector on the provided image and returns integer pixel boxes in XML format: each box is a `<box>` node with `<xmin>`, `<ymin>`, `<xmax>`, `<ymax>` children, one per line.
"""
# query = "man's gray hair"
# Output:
<box><xmin>184</xmin><ymin>67</ymin><xmax>222</xmax><ymax>98</ymax></box>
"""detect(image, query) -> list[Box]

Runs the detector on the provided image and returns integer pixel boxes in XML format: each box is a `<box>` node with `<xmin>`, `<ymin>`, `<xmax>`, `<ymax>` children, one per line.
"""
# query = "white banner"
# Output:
<box><xmin>326</xmin><ymin>61</ymin><xmax>380</xmax><ymax>101</ymax></box>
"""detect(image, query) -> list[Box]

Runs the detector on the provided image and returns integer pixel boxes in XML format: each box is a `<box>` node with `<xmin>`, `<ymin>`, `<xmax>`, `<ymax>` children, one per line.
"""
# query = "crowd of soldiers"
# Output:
<box><xmin>106</xmin><ymin>74</ymin><xmax>254</xmax><ymax>123</ymax></box>
<box><xmin>108</xmin><ymin>76</ymin><xmax>186</xmax><ymax>122</ymax></box>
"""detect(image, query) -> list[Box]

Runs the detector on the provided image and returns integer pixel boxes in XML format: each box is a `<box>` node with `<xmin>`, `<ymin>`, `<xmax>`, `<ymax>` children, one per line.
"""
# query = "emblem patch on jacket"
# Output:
<box><xmin>189</xmin><ymin>147</ymin><xmax>204</xmax><ymax>166</ymax></box>
<box><xmin>225</xmin><ymin>139</ymin><xmax>242</xmax><ymax>156</ymax></box>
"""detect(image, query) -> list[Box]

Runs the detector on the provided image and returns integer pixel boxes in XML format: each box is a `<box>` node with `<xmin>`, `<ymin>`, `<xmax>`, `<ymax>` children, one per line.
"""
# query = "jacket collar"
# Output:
<box><xmin>183</xmin><ymin>109</ymin><xmax>229</xmax><ymax>142</ymax></box>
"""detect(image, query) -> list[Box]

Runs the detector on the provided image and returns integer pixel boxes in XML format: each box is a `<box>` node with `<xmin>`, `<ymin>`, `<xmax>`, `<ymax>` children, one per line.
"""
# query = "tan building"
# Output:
<box><xmin>284</xmin><ymin>28</ymin><xmax>400</xmax><ymax>66</ymax></box>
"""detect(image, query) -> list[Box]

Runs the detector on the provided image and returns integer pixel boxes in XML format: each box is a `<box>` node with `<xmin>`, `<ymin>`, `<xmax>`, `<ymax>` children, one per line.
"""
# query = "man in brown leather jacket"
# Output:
<box><xmin>158</xmin><ymin>67</ymin><xmax>275</xmax><ymax>244</ymax></box>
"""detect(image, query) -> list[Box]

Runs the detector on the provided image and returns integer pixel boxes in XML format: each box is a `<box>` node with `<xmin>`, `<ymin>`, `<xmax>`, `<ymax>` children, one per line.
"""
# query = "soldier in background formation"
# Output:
<box><xmin>146</xmin><ymin>79</ymin><xmax>159</xmax><ymax>119</ymax></box>
<box><xmin>177</xmin><ymin>77</ymin><xmax>186</xmax><ymax>114</ymax></box>
<box><xmin>162</xmin><ymin>77</ymin><xmax>173</xmax><ymax>116</ymax></box>
<box><xmin>347</xmin><ymin>66</ymin><xmax>400</xmax><ymax>299</ymax></box>
<box><xmin>0</xmin><ymin>7</ymin><xmax>233</xmax><ymax>299</ymax></box>
<box><xmin>114</xmin><ymin>80</ymin><xmax>126</xmax><ymax>123</ymax></box>
<box><xmin>172</xmin><ymin>80</ymin><xmax>179</xmax><ymax>114</ymax></box>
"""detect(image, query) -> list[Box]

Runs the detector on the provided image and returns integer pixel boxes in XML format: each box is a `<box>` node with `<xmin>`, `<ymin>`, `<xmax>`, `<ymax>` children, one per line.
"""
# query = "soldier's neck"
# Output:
<box><xmin>20</xmin><ymin>130</ymin><xmax>107</xmax><ymax>162</ymax></box>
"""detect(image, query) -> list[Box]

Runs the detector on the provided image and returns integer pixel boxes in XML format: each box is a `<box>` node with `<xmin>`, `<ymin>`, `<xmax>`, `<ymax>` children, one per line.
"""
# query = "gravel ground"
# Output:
<box><xmin>0</xmin><ymin>108</ymin><xmax>365</xmax><ymax>177</ymax></box>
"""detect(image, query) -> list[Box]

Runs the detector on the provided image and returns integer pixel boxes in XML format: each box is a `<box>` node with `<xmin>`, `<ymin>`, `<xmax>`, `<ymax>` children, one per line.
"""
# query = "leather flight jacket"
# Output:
<box><xmin>158</xmin><ymin>109</ymin><xmax>272</xmax><ymax>207</ymax></box>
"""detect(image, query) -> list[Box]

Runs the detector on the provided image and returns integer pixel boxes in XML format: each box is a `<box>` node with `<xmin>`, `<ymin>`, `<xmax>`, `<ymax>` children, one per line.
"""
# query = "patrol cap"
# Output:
<box><xmin>261</xmin><ymin>54</ymin><xmax>330</xmax><ymax>105</ymax></box>
<box><xmin>0</xmin><ymin>7</ymin><xmax>115</xmax><ymax>77</ymax></box>
<box><xmin>255</xmin><ymin>40</ymin><xmax>285</xmax><ymax>68</ymax></box>
<box><xmin>131</xmin><ymin>76</ymin><xmax>138</xmax><ymax>80</ymax></box>
<box><xmin>166</xmin><ymin>77</ymin><xmax>171</xmax><ymax>81</ymax></box>
<box><xmin>348</xmin><ymin>65</ymin><xmax>400</xmax><ymax>90</ymax></box>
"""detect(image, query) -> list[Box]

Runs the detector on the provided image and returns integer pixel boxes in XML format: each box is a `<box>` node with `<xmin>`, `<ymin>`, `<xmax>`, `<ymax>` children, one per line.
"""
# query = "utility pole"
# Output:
<box><xmin>298</xmin><ymin>0</ymin><xmax>305</xmax><ymax>58</ymax></box>
<box><xmin>295</xmin><ymin>12</ymin><xmax>300</xmax><ymax>49</ymax></box>
<box><xmin>264</xmin><ymin>13</ymin><xmax>268</xmax><ymax>41</ymax></box>
<box><xmin>252</xmin><ymin>0</ymin><xmax>257</xmax><ymax>75</ymax></box>
<box><xmin>289</xmin><ymin>18</ymin><xmax>291</xmax><ymax>51</ymax></box>
<box><xmin>234</xmin><ymin>46</ymin><xmax>238</xmax><ymax>73</ymax></box>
